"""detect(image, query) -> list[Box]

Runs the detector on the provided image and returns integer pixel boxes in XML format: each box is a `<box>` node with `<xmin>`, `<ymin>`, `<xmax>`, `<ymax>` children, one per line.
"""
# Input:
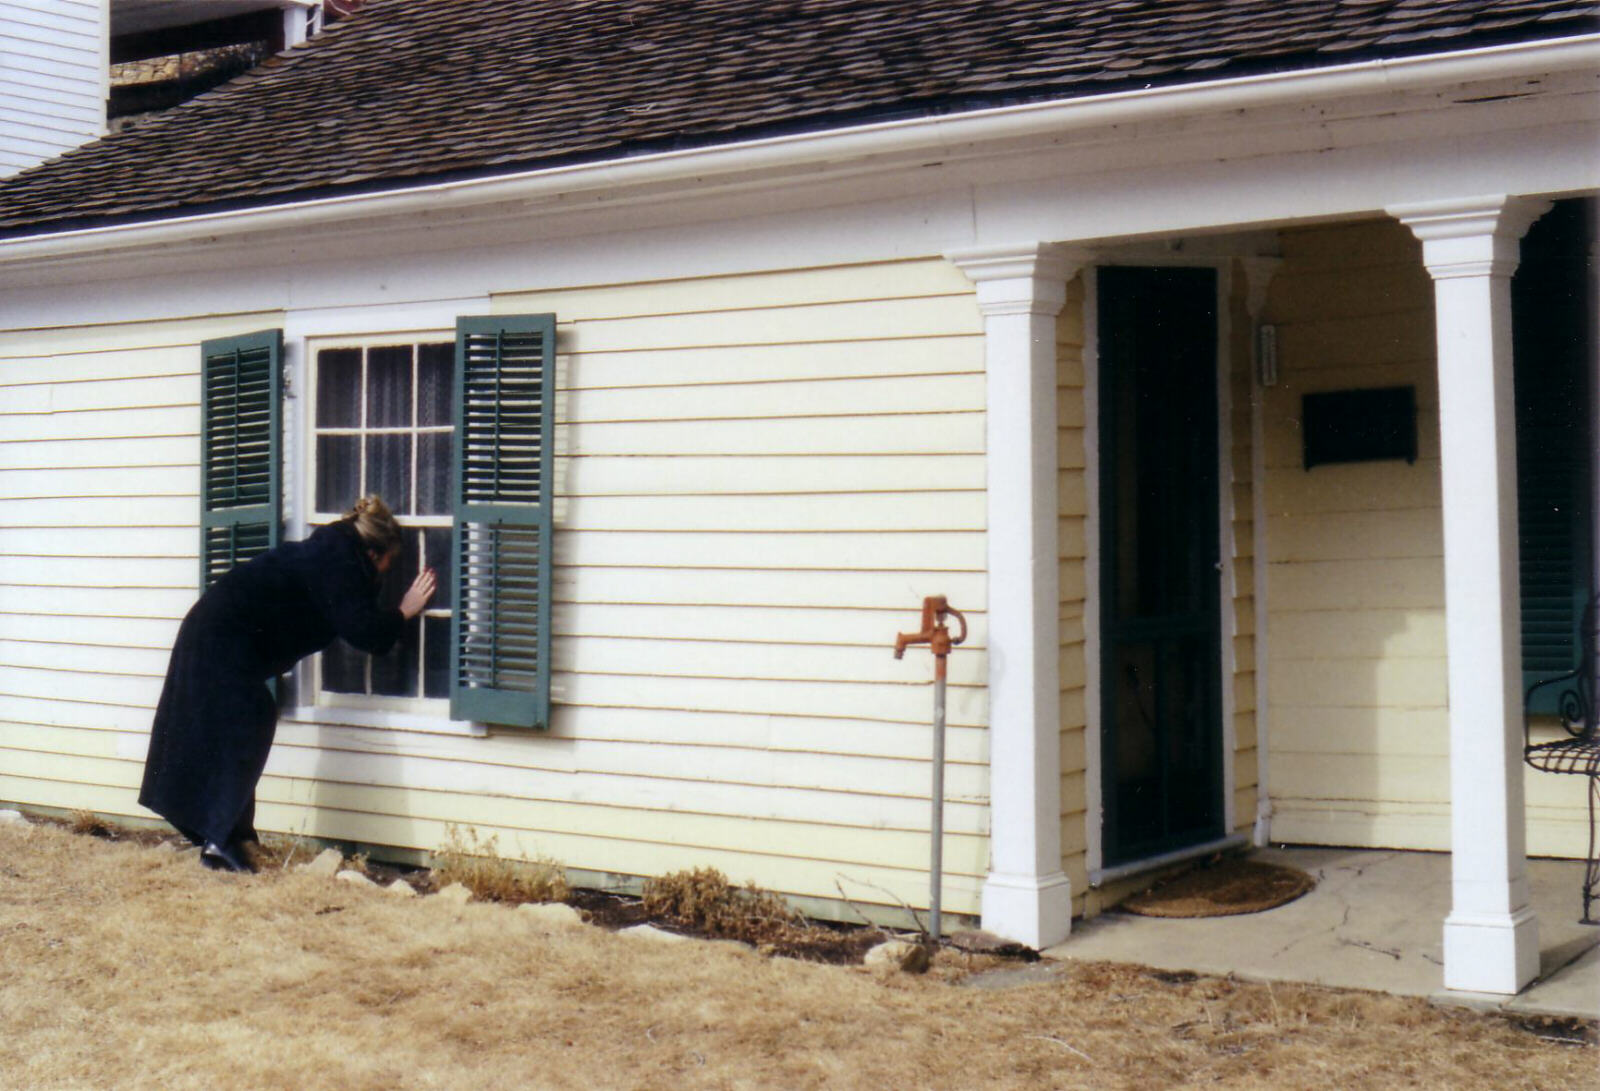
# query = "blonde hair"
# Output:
<box><xmin>343</xmin><ymin>494</ymin><xmax>404</xmax><ymax>557</ymax></box>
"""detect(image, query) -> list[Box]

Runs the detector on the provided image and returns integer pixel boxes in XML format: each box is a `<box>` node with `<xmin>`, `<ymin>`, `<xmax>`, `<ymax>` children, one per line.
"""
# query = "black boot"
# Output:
<box><xmin>200</xmin><ymin>840</ymin><xmax>256</xmax><ymax>873</ymax></box>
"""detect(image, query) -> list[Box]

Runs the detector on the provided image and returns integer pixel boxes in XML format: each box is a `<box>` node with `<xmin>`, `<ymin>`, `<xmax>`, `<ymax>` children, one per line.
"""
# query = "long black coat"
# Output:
<box><xmin>140</xmin><ymin>521</ymin><xmax>403</xmax><ymax>846</ymax></box>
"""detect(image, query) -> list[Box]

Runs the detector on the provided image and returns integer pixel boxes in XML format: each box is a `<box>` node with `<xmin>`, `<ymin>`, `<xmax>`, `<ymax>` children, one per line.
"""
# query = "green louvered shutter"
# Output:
<box><xmin>1512</xmin><ymin>199</ymin><xmax>1593</xmax><ymax>713</ymax></box>
<box><xmin>449</xmin><ymin>314</ymin><xmax>556</xmax><ymax>728</ymax></box>
<box><xmin>199</xmin><ymin>330</ymin><xmax>283</xmax><ymax>589</ymax></box>
<box><xmin>1515</xmin><ymin>382</ymin><xmax>1592</xmax><ymax>713</ymax></box>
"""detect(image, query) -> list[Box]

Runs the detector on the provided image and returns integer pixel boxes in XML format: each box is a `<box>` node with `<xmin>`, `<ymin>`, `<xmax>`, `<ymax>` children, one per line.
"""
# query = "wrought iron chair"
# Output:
<box><xmin>1524</xmin><ymin>596</ymin><xmax>1600</xmax><ymax>925</ymax></box>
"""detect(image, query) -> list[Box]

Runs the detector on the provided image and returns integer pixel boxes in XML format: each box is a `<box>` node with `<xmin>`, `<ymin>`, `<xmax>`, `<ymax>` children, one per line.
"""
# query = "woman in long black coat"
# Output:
<box><xmin>140</xmin><ymin>496</ymin><xmax>436</xmax><ymax>872</ymax></box>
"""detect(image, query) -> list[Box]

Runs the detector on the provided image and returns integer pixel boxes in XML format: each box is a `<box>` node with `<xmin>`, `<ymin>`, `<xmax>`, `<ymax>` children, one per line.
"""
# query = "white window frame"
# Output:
<box><xmin>279</xmin><ymin>297</ymin><xmax>490</xmax><ymax>737</ymax></box>
<box><xmin>305</xmin><ymin>331</ymin><xmax>455</xmax><ymax>715</ymax></box>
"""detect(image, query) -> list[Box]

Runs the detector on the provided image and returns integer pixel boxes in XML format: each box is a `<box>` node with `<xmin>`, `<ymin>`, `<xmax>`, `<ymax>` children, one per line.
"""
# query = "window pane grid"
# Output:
<box><xmin>312</xmin><ymin>341</ymin><xmax>453</xmax><ymax>702</ymax></box>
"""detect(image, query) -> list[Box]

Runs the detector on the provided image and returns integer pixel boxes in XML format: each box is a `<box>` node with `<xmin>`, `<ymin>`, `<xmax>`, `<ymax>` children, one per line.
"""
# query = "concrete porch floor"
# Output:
<box><xmin>1042</xmin><ymin>847</ymin><xmax>1598</xmax><ymax>1020</ymax></box>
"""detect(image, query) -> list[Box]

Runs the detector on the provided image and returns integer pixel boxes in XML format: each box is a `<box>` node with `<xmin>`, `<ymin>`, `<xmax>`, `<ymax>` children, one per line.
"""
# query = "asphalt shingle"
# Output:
<box><xmin>0</xmin><ymin>0</ymin><xmax>1593</xmax><ymax>235</ymax></box>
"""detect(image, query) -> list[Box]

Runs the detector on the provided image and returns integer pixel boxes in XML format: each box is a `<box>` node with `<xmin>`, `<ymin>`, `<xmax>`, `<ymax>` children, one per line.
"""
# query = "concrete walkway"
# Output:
<box><xmin>1042</xmin><ymin>847</ymin><xmax>1597</xmax><ymax>1020</ymax></box>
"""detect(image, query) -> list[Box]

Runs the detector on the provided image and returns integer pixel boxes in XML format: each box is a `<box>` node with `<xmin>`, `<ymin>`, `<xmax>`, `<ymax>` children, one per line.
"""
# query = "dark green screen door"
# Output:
<box><xmin>1098</xmin><ymin>266</ymin><xmax>1225</xmax><ymax>867</ymax></box>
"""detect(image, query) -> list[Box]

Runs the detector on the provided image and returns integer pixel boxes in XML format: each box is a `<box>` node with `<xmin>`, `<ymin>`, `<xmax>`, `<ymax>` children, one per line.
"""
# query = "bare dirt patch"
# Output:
<box><xmin>0</xmin><ymin>820</ymin><xmax>1593</xmax><ymax>1090</ymax></box>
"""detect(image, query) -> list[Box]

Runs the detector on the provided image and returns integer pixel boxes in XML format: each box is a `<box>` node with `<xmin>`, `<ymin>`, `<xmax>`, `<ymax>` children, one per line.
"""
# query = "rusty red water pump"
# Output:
<box><xmin>895</xmin><ymin>595</ymin><xmax>967</xmax><ymax>940</ymax></box>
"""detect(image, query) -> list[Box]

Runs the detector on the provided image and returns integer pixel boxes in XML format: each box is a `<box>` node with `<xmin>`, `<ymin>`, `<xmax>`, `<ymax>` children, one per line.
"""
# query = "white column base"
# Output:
<box><xmin>981</xmin><ymin>870</ymin><xmax>1073</xmax><ymax>949</ymax></box>
<box><xmin>1442</xmin><ymin>909</ymin><xmax>1540</xmax><ymax>995</ymax></box>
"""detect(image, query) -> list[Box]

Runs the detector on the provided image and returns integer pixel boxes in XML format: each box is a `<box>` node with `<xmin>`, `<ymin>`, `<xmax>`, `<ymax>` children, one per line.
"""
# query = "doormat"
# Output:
<box><xmin>1121</xmin><ymin>858</ymin><xmax>1315</xmax><ymax>918</ymax></box>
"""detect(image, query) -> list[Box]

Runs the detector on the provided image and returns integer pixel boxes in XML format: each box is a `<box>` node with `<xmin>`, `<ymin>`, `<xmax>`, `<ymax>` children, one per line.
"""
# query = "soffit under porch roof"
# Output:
<box><xmin>0</xmin><ymin>0</ymin><xmax>1595</xmax><ymax>238</ymax></box>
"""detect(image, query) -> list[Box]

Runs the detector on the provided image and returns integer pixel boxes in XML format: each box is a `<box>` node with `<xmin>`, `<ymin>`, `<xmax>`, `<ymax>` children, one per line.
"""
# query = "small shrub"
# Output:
<box><xmin>641</xmin><ymin>867</ymin><xmax>804</xmax><ymax>946</ymax></box>
<box><xmin>431</xmin><ymin>825</ymin><xmax>569</xmax><ymax>904</ymax></box>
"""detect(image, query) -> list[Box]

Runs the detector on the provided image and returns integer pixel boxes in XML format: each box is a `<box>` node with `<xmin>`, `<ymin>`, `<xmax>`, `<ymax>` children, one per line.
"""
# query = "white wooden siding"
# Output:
<box><xmin>1223</xmin><ymin>261</ymin><xmax>1261</xmax><ymax>840</ymax></box>
<box><xmin>1260</xmin><ymin>219</ymin><xmax>1587</xmax><ymax>858</ymax></box>
<box><xmin>0</xmin><ymin>0</ymin><xmax>105</xmax><ymax>176</ymax></box>
<box><xmin>0</xmin><ymin>260</ymin><xmax>997</xmax><ymax>917</ymax></box>
<box><xmin>1055</xmin><ymin>280</ymin><xmax>1092</xmax><ymax>909</ymax></box>
<box><xmin>0</xmin><ymin>314</ymin><xmax>278</xmax><ymax>834</ymax></box>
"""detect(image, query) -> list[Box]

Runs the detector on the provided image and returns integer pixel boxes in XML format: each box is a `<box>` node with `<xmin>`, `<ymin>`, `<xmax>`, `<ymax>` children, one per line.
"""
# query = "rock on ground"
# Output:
<box><xmin>297</xmin><ymin>848</ymin><xmax>344</xmax><ymax>878</ymax></box>
<box><xmin>385</xmin><ymin>879</ymin><xmax>419</xmax><ymax>898</ymax></box>
<box><xmin>435</xmin><ymin>882</ymin><xmax>474</xmax><ymax>905</ymax></box>
<box><xmin>707</xmin><ymin>938</ymin><xmax>756</xmax><ymax>957</ymax></box>
<box><xmin>620</xmin><ymin>923</ymin><xmax>687</xmax><ymax>944</ymax></box>
<box><xmin>0</xmin><ymin>809</ymin><xmax>30</xmax><ymax>827</ymax></box>
<box><xmin>517</xmin><ymin>902</ymin><xmax>584</xmax><ymax>929</ymax></box>
<box><xmin>864</xmin><ymin>939</ymin><xmax>931</xmax><ymax>974</ymax></box>
<box><xmin>335</xmin><ymin>869</ymin><xmax>376</xmax><ymax>887</ymax></box>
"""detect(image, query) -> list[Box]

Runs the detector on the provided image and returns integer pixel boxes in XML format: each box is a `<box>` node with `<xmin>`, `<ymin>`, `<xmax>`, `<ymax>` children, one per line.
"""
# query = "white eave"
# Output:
<box><xmin>113</xmin><ymin>0</ymin><xmax>316</xmax><ymax>37</ymax></box>
<box><xmin>1</xmin><ymin>32</ymin><xmax>1596</xmax><ymax>269</ymax></box>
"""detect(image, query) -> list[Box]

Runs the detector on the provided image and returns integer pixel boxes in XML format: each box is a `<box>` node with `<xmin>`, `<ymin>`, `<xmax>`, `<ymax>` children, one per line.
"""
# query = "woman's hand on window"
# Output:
<box><xmin>400</xmin><ymin>567</ymin><xmax>438</xmax><ymax>620</ymax></box>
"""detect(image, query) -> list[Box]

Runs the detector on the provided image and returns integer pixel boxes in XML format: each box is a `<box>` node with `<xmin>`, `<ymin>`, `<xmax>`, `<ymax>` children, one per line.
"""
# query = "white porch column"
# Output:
<box><xmin>1392</xmin><ymin>195</ymin><xmax>1550</xmax><ymax>995</ymax></box>
<box><xmin>948</xmin><ymin>242</ymin><xmax>1083</xmax><ymax>948</ymax></box>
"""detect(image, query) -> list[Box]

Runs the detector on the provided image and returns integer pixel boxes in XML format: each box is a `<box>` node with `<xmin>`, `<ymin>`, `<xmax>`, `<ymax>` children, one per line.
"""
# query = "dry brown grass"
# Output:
<box><xmin>430</xmin><ymin>823</ymin><xmax>570</xmax><ymax>904</ymax></box>
<box><xmin>0</xmin><ymin>819</ymin><xmax>1593</xmax><ymax>1091</ymax></box>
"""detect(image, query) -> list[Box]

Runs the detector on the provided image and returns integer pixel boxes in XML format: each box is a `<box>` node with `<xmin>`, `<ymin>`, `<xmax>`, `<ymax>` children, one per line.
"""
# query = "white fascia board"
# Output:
<box><xmin>0</xmin><ymin>33</ymin><xmax>1595</xmax><ymax>269</ymax></box>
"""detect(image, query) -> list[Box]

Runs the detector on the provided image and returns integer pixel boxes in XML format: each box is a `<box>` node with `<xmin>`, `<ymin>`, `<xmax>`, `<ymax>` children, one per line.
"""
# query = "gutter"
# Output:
<box><xmin>1</xmin><ymin>34</ymin><xmax>1595</xmax><ymax>266</ymax></box>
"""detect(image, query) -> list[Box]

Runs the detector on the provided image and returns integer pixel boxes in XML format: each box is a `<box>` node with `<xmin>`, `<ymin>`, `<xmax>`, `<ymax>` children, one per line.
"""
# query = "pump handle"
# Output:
<box><xmin>894</xmin><ymin>595</ymin><xmax>966</xmax><ymax>658</ymax></box>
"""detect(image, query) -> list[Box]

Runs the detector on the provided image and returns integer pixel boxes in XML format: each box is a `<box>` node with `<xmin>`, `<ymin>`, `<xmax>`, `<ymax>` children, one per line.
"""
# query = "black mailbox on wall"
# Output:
<box><xmin>1302</xmin><ymin>386</ymin><xmax>1417</xmax><ymax>470</ymax></box>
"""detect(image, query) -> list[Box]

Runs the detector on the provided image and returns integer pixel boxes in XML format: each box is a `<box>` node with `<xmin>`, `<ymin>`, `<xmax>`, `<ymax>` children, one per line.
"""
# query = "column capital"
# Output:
<box><xmin>946</xmin><ymin>242</ymin><xmax>1090</xmax><ymax>316</ymax></box>
<box><xmin>1389</xmin><ymin>195</ymin><xmax>1552</xmax><ymax>280</ymax></box>
<box><xmin>1238</xmin><ymin>256</ymin><xmax>1283</xmax><ymax>321</ymax></box>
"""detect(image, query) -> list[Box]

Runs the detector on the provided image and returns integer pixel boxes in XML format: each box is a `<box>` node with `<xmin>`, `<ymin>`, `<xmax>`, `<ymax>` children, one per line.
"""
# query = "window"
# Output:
<box><xmin>198</xmin><ymin>314</ymin><xmax>557</xmax><ymax>729</ymax></box>
<box><xmin>309</xmin><ymin>338</ymin><xmax>455</xmax><ymax>705</ymax></box>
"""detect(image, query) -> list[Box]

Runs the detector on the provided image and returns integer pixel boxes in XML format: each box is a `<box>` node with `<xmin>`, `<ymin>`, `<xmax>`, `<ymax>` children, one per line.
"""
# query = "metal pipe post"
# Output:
<box><xmin>930</xmin><ymin>664</ymin><xmax>946</xmax><ymax>939</ymax></box>
<box><xmin>894</xmin><ymin>595</ymin><xmax>966</xmax><ymax>942</ymax></box>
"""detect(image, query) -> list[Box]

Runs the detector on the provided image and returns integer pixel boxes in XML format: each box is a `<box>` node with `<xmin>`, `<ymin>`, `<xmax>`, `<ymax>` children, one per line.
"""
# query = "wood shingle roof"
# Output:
<box><xmin>1</xmin><ymin>0</ymin><xmax>1595</xmax><ymax>236</ymax></box>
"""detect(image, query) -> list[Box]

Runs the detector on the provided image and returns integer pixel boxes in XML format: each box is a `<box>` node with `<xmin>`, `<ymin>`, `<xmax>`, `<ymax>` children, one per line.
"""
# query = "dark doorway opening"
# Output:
<box><xmin>1098</xmin><ymin>266</ymin><xmax>1225</xmax><ymax>867</ymax></box>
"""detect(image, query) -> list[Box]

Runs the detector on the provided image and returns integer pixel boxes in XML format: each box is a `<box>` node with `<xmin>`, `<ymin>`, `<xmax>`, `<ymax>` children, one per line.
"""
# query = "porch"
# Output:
<box><xmin>957</xmin><ymin>192</ymin><xmax>1595</xmax><ymax>998</ymax></box>
<box><xmin>1046</xmin><ymin>847</ymin><xmax>1599</xmax><ymax>1019</ymax></box>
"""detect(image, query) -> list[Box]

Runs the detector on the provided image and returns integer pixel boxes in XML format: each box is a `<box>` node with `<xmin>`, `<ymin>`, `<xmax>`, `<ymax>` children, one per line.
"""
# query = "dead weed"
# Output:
<box><xmin>250</xmin><ymin>832</ymin><xmax>323</xmax><ymax>871</ymax></box>
<box><xmin>642</xmin><ymin>866</ymin><xmax>886</xmax><ymax>959</ymax></box>
<box><xmin>642</xmin><ymin>866</ymin><xmax>799</xmax><ymax>935</ymax></box>
<box><xmin>67</xmin><ymin>807</ymin><xmax>115</xmax><ymax>838</ymax></box>
<box><xmin>430</xmin><ymin>824</ymin><xmax>569</xmax><ymax>904</ymax></box>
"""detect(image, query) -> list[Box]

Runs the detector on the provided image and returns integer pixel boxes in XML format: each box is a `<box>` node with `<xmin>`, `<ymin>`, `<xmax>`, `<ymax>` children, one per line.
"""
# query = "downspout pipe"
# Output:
<box><xmin>0</xmin><ymin>35</ymin><xmax>1594</xmax><ymax>268</ymax></box>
